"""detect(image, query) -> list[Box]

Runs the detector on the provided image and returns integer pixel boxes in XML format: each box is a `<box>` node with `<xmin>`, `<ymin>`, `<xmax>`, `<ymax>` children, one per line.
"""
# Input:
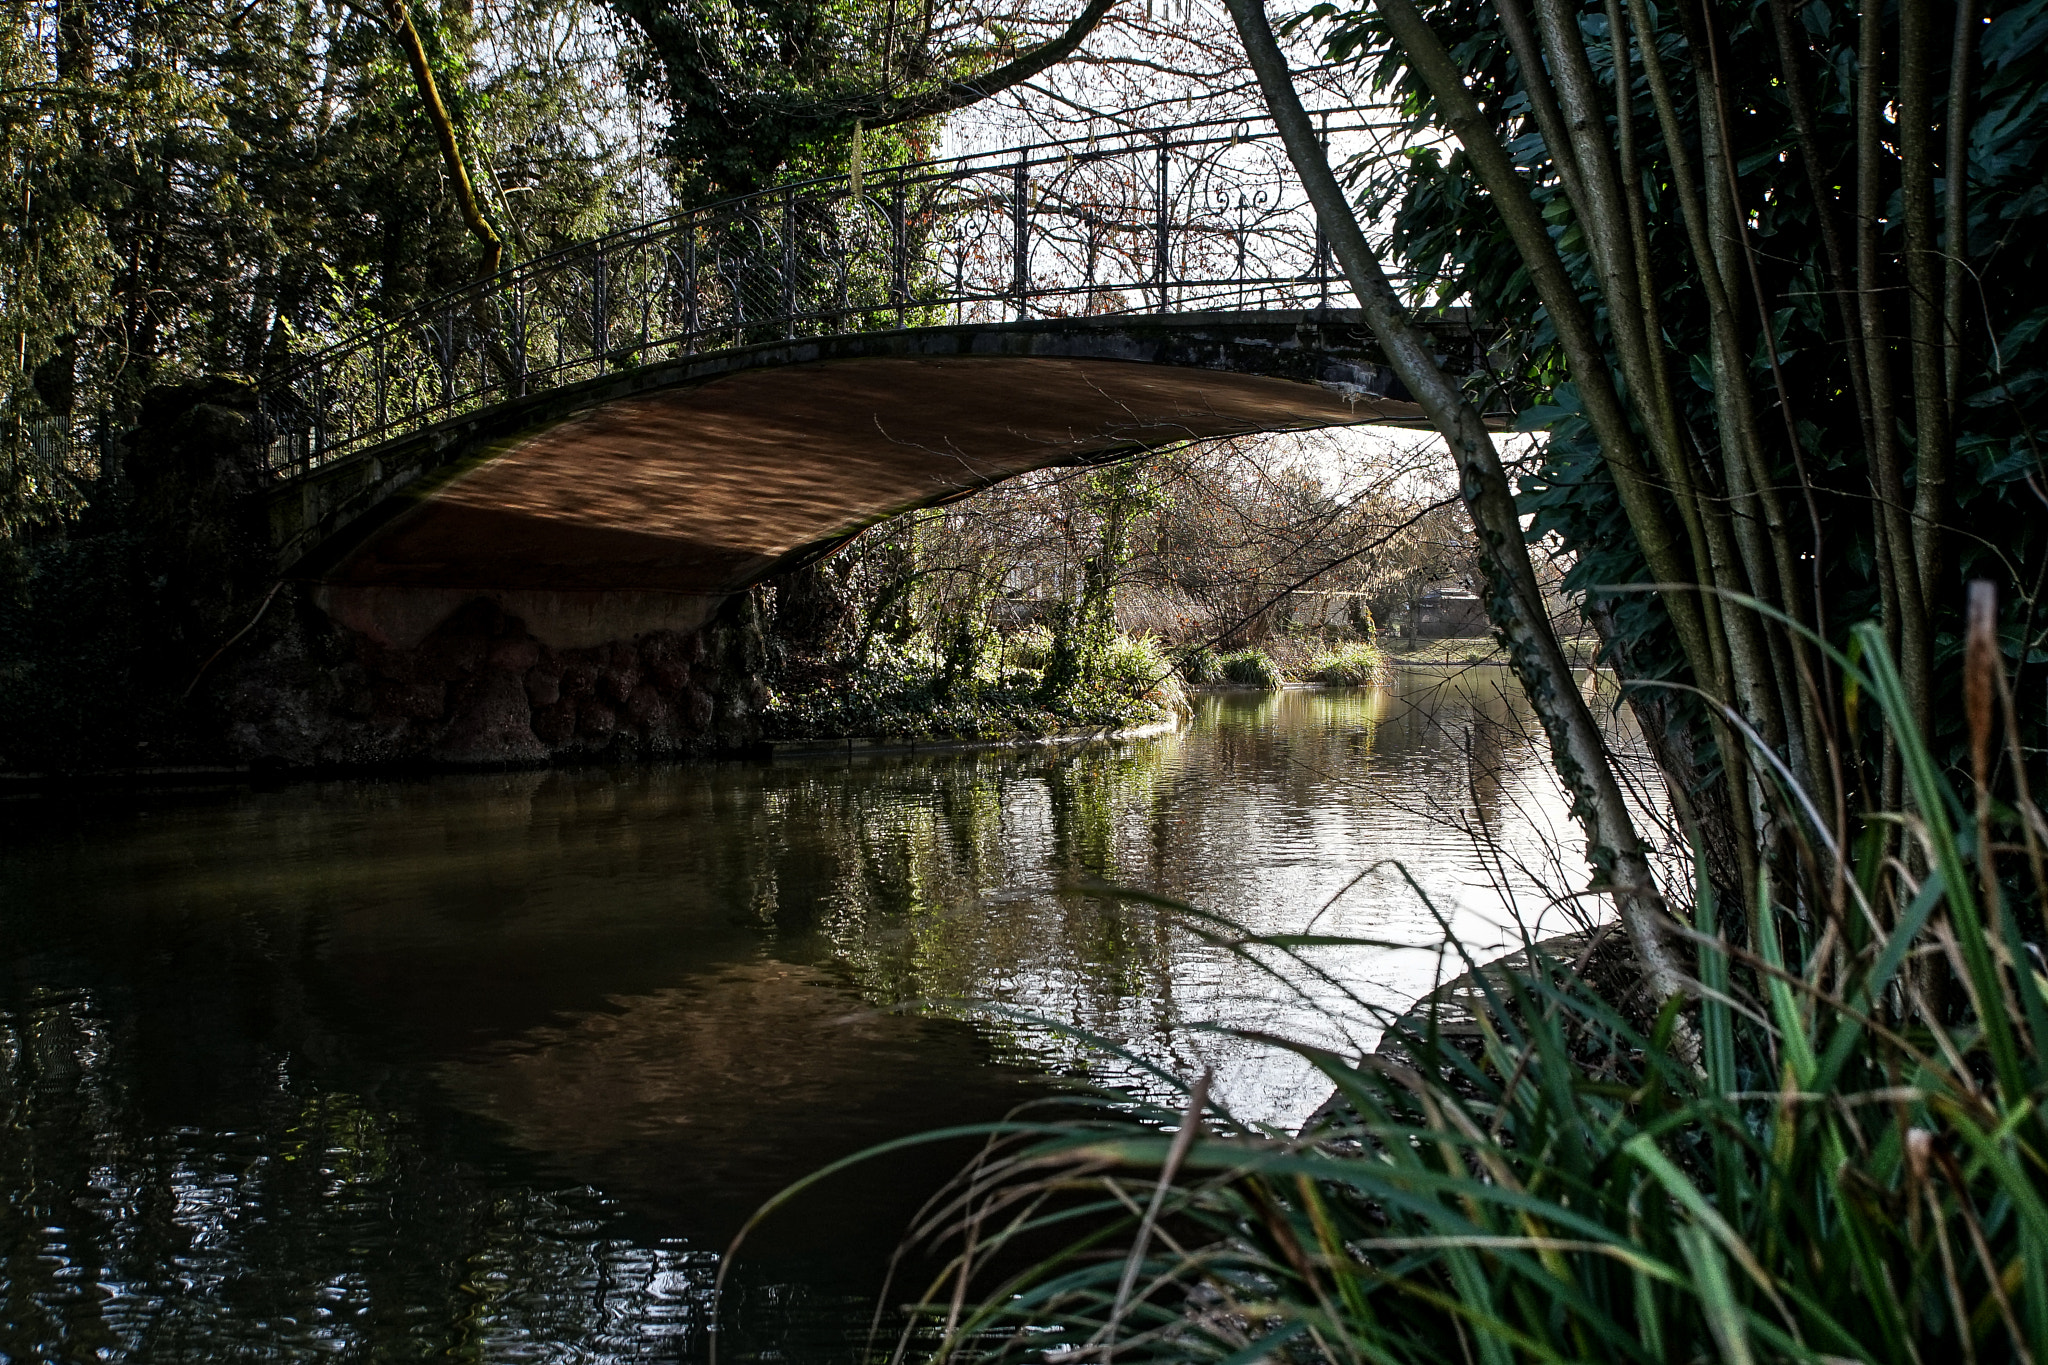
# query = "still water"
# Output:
<box><xmin>1</xmin><ymin>672</ymin><xmax>1592</xmax><ymax>1362</ymax></box>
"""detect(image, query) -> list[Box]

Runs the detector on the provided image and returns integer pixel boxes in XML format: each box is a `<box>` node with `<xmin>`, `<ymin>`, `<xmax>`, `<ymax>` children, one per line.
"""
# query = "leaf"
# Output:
<box><xmin>1690</xmin><ymin>351</ymin><xmax>1715</xmax><ymax>393</ymax></box>
<box><xmin>1983</xmin><ymin>0</ymin><xmax>2048</xmax><ymax>70</ymax></box>
<box><xmin>1513</xmin><ymin>405</ymin><xmax>1567</xmax><ymax>431</ymax></box>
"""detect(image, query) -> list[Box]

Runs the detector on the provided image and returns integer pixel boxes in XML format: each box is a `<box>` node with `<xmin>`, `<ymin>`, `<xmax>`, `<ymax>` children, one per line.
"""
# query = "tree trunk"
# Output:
<box><xmin>1223</xmin><ymin>0</ymin><xmax>1689</xmax><ymax>1007</ymax></box>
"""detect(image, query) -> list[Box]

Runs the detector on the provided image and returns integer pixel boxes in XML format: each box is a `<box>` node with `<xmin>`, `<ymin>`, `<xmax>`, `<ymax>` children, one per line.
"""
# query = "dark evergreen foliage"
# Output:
<box><xmin>1308</xmin><ymin>0</ymin><xmax>2048</xmax><ymax>801</ymax></box>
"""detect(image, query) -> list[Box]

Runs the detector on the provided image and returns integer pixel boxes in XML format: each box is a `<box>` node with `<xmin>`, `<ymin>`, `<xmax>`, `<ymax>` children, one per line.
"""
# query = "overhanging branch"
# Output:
<box><xmin>376</xmin><ymin>0</ymin><xmax>504</xmax><ymax>279</ymax></box>
<box><xmin>826</xmin><ymin>0</ymin><xmax>1121</xmax><ymax>130</ymax></box>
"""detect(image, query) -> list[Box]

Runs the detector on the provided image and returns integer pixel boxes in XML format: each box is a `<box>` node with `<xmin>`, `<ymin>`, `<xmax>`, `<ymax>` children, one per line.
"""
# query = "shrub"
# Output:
<box><xmin>1003</xmin><ymin>624</ymin><xmax>1054</xmax><ymax>672</ymax></box>
<box><xmin>763</xmin><ymin>648</ymin><xmax>1161</xmax><ymax>744</ymax></box>
<box><xmin>1174</xmin><ymin>643</ymin><xmax>1221</xmax><ymax>685</ymax></box>
<box><xmin>1218</xmin><ymin>648</ymin><xmax>1281</xmax><ymax>688</ymax></box>
<box><xmin>1303</xmin><ymin>639</ymin><xmax>1387</xmax><ymax>686</ymax></box>
<box><xmin>1096</xmin><ymin>633</ymin><xmax>1187</xmax><ymax>716</ymax></box>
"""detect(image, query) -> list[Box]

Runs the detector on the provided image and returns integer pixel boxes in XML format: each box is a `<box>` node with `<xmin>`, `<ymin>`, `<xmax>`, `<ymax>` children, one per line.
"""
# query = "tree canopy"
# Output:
<box><xmin>1</xmin><ymin>0</ymin><xmax>647</xmax><ymax>533</ymax></box>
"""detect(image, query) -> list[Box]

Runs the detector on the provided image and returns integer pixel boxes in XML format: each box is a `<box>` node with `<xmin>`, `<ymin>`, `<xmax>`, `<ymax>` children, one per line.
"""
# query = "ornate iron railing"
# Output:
<box><xmin>258</xmin><ymin>111</ymin><xmax>1412</xmax><ymax>475</ymax></box>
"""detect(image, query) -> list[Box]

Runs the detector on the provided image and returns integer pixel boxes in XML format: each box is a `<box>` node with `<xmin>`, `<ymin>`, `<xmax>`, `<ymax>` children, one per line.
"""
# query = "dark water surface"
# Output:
<box><xmin>1</xmin><ymin>674</ymin><xmax>1587</xmax><ymax>1362</ymax></box>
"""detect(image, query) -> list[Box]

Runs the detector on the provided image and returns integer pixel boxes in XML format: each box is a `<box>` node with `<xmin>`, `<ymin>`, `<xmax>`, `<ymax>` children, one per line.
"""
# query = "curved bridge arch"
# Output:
<box><xmin>251</xmin><ymin>113</ymin><xmax>1500</xmax><ymax>652</ymax></box>
<box><xmin>277</xmin><ymin>311</ymin><xmax>1453</xmax><ymax>649</ymax></box>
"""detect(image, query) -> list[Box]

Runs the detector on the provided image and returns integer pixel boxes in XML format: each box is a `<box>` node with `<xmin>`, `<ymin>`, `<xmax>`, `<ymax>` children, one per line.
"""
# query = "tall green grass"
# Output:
<box><xmin>1176</xmin><ymin>643</ymin><xmax>1223</xmax><ymax>685</ymax></box>
<box><xmin>862</xmin><ymin>619</ymin><xmax>2048</xmax><ymax>1363</ymax></box>
<box><xmin>1219</xmin><ymin>648</ymin><xmax>1283</xmax><ymax>688</ymax></box>
<box><xmin>1303</xmin><ymin>639</ymin><xmax>1388</xmax><ymax>686</ymax></box>
<box><xmin>1095</xmin><ymin>634</ymin><xmax>1189</xmax><ymax>717</ymax></box>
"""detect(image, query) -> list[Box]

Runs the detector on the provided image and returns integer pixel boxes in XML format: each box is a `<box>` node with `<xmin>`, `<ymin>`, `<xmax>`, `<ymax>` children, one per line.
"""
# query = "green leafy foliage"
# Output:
<box><xmin>1303</xmin><ymin>0</ymin><xmax>2048</xmax><ymax>801</ymax></box>
<box><xmin>1093</xmin><ymin>633</ymin><xmax>1188</xmax><ymax>715</ymax></box>
<box><xmin>609</xmin><ymin>0</ymin><xmax>943</xmax><ymax>195</ymax></box>
<box><xmin>3</xmin><ymin>0</ymin><xmax>650</xmax><ymax>532</ymax></box>
<box><xmin>1004</xmin><ymin>624</ymin><xmax>1056</xmax><ymax>672</ymax></box>
<box><xmin>764</xmin><ymin>635</ymin><xmax>1177</xmax><ymax>743</ymax></box>
<box><xmin>1174</xmin><ymin>642</ymin><xmax>1223</xmax><ymax>684</ymax></box>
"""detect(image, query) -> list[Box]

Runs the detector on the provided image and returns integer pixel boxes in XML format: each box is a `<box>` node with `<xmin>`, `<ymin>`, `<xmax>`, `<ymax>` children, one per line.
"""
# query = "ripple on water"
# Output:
<box><xmin>0</xmin><ymin>670</ymin><xmax>1622</xmax><ymax>1360</ymax></box>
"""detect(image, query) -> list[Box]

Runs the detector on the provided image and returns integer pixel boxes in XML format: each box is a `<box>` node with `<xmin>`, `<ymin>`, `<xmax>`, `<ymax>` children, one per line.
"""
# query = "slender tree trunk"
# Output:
<box><xmin>1224</xmin><ymin>0</ymin><xmax>1689</xmax><ymax>1006</ymax></box>
<box><xmin>1692</xmin><ymin>3</ymin><xmax>1831</xmax><ymax>801</ymax></box>
<box><xmin>1944</xmin><ymin>0</ymin><xmax>1977</xmax><ymax>408</ymax></box>
<box><xmin>380</xmin><ymin>0</ymin><xmax>503</xmax><ymax>278</ymax></box>
<box><xmin>1764</xmin><ymin>0</ymin><xmax>1877</xmax><ymax>453</ymax></box>
<box><xmin>1855</xmin><ymin>0</ymin><xmax>1931</xmax><ymax>734</ymax></box>
<box><xmin>1900</xmin><ymin>0</ymin><xmax>1947</xmax><ymax>614</ymax></box>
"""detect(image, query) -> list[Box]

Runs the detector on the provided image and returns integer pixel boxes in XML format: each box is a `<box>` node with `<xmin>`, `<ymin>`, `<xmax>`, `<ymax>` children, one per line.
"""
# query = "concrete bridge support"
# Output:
<box><xmin>219</xmin><ymin>586</ymin><xmax>774</xmax><ymax>768</ymax></box>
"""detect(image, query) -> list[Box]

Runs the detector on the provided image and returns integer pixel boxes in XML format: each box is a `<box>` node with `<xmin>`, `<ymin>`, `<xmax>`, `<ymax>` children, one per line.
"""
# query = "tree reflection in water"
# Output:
<box><xmin>0</xmin><ymin>671</ymin><xmax>1607</xmax><ymax>1361</ymax></box>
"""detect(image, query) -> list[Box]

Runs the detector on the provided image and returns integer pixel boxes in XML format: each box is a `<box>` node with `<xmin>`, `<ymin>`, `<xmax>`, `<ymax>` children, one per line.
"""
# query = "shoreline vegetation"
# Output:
<box><xmin>760</xmin><ymin>628</ymin><xmax>1399</xmax><ymax>750</ymax></box>
<box><xmin>0</xmin><ymin>627</ymin><xmax>1407</xmax><ymax>785</ymax></box>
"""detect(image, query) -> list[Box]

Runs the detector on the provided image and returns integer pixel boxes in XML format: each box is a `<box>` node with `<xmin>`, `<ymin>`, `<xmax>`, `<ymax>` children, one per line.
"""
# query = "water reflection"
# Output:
<box><xmin>0</xmin><ymin>670</ymin><xmax>1589</xmax><ymax>1361</ymax></box>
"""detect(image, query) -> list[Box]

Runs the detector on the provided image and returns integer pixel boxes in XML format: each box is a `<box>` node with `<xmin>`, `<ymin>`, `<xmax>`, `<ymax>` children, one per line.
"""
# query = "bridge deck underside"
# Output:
<box><xmin>316</xmin><ymin>354</ymin><xmax>1412</xmax><ymax>599</ymax></box>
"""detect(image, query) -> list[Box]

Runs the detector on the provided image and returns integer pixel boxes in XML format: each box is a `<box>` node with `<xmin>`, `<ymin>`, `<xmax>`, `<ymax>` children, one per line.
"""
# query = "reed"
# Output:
<box><xmin>871</xmin><ymin>618</ymin><xmax>2048</xmax><ymax>1363</ymax></box>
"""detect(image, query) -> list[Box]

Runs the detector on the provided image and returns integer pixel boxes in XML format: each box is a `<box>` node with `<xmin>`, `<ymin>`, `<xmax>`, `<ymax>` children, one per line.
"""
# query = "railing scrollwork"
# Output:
<box><xmin>256</xmin><ymin>111</ymin><xmax>1411</xmax><ymax>476</ymax></box>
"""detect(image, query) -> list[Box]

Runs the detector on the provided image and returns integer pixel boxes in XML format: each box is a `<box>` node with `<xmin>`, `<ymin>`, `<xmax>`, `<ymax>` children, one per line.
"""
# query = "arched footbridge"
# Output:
<box><xmin>262</xmin><ymin>113</ymin><xmax>1492</xmax><ymax>649</ymax></box>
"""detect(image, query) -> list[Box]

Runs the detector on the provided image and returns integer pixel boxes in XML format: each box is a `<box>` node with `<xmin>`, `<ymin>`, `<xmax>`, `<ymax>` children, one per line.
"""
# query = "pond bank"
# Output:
<box><xmin>1303</xmin><ymin>928</ymin><xmax>1609</xmax><ymax>1136</ymax></box>
<box><xmin>767</xmin><ymin>714</ymin><xmax>1183</xmax><ymax>760</ymax></box>
<box><xmin>0</xmin><ymin>713</ymin><xmax>1188</xmax><ymax>788</ymax></box>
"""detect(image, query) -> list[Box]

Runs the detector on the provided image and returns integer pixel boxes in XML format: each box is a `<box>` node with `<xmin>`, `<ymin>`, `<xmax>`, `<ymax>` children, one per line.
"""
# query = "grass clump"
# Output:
<box><xmin>1003</xmin><ymin>624</ymin><xmax>1054</xmax><ymax>672</ymax></box>
<box><xmin>1174</xmin><ymin>642</ymin><xmax>1222</xmax><ymax>685</ymax></box>
<box><xmin>1302</xmin><ymin>638</ymin><xmax>1387</xmax><ymax>686</ymax></box>
<box><xmin>855</xmin><ymin>623</ymin><xmax>2048</xmax><ymax>1364</ymax></box>
<box><xmin>1096</xmin><ymin>634</ymin><xmax>1188</xmax><ymax>717</ymax></box>
<box><xmin>766</xmin><ymin>633</ymin><xmax>1184</xmax><ymax>745</ymax></box>
<box><xmin>1218</xmin><ymin>647</ymin><xmax>1282</xmax><ymax>688</ymax></box>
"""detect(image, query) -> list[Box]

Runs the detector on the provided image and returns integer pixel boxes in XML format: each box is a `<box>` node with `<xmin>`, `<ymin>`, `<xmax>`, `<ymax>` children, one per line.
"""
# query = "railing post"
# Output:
<box><xmin>373</xmin><ymin>331</ymin><xmax>387</xmax><ymax>433</ymax></box>
<box><xmin>1013</xmin><ymin>155</ymin><xmax>1030</xmax><ymax>321</ymax></box>
<box><xmin>438</xmin><ymin>305</ymin><xmax>456</xmax><ymax>406</ymax></box>
<box><xmin>782</xmin><ymin>190</ymin><xmax>796</xmax><ymax>338</ymax></box>
<box><xmin>685</xmin><ymin>231</ymin><xmax>699</xmax><ymax>353</ymax></box>
<box><xmin>309</xmin><ymin>359</ymin><xmax>324</xmax><ymax>475</ymax></box>
<box><xmin>892</xmin><ymin>180</ymin><xmax>908</xmax><ymax>328</ymax></box>
<box><xmin>511</xmin><ymin>274</ymin><xmax>527</xmax><ymax>396</ymax></box>
<box><xmin>1155</xmin><ymin>136</ymin><xmax>1171</xmax><ymax>313</ymax></box>
<box><xmin>836</xmin><ymin>228</ymin><xmax>851</xmax><ymax>332</ymax></box>
<box><xmin>251</xmin><ymin>394</ymin><xmax>270</xmax><ymax>472</ymax></box>
<box><xmin>591</xmin><ymin>252</ymin><xmax>610</xmax><ymax>372</ymax></box>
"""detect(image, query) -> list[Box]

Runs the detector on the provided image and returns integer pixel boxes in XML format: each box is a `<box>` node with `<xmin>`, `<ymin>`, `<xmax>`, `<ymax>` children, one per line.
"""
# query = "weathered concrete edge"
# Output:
<box><xmin>0</xmin><ymin>714</ymin><xmax>1185</xmax><ymax>791</ymax></box>
<box><xmin>765</xmin><ymin>714</ymin><xmax>1183</xmax><ymax>761</ymax></box>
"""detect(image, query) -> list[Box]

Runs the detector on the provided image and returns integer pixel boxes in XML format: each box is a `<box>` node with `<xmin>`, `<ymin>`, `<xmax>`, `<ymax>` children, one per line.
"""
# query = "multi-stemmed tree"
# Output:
<box><xmin>1224</xmin><ymin>0</ymin><xmax>2048</xmax><ymax>994</ymax></box>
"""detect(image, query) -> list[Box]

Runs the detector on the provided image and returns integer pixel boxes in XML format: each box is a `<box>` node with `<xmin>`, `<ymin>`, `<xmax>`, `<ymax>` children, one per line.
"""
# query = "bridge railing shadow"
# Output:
<box><xmin>254</xmin><ymin>110</ymin><xmax>1440</xmax><ymax>479</ymax></box>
